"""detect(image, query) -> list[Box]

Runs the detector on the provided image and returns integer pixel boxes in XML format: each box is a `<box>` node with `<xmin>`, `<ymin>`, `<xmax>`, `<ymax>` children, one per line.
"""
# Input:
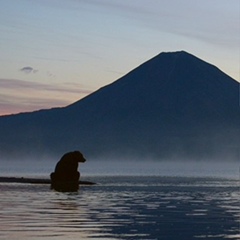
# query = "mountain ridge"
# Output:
<box><xmin>0</xmin><ymin>51</ymin><xmax>239</xmax><ymax>160</ymax></box>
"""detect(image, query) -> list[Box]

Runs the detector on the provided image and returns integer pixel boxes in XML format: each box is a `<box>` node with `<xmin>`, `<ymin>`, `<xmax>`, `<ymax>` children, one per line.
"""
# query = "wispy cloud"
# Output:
<box><xmin>0</xmin><ymin>93</ymin><xmax>69</xmax><ymax>116</ymax></box>
<box><xmin>19</xmin><ymin>66</ymin><xmax>38</xmax><ymax>74</ymax></box>
<box><xmin>90</xmin><ymin>0</ymin><xmax>239</xmax><ymax>48</ymax></box>
<box><xmin>0</xmin><ymin>78</ymin><xmax>91</xmax><ymax>94</ymax></box>
<box><xmin>0</xmin><ymin>78</ymin><xmax>93</xmax><ymax>116</ymax></box>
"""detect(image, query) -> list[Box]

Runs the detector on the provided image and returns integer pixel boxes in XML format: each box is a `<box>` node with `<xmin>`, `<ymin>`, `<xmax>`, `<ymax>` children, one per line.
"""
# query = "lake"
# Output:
<box><xmin>0</xmin><ymin>160</ymin><xmax>240</xmax><ymax>239</ymax></box>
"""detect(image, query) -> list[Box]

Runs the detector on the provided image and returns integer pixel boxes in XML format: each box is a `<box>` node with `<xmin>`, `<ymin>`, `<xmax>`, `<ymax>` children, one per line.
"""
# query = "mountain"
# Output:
<box><xmin>0</xmin><ymin>51</ymin><xmax>239</xmax><ymax>161</ymax></box>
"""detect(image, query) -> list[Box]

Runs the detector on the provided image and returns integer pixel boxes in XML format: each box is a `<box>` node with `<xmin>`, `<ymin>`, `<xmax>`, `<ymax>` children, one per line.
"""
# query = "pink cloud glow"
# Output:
<box><xmin>0</xmin><ymin>78</ymin><xmax>92</xmax><ymax>116</ymax></box>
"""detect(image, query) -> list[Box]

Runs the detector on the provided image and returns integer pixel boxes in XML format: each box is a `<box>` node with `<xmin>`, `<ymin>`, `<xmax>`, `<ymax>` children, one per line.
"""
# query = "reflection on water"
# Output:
<box><xmin>0</xmin><ymin>176</ymin><xmax>239</xmax><ymax>240</ymax></box>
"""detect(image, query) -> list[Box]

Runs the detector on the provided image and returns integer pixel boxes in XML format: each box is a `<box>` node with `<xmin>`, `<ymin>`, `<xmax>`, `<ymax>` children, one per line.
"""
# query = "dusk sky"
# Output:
<box><xmin>0</xmin><ymin>0</ymin><xmax>239</xmax><ymax>116</ymax></box>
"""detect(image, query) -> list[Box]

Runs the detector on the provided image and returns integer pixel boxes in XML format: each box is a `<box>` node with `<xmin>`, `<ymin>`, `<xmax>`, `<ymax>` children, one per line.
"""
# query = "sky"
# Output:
<box><xmin>0</xmin><ymin>0</ymin><xmax>239</xmax><ymax>116</ymax></box>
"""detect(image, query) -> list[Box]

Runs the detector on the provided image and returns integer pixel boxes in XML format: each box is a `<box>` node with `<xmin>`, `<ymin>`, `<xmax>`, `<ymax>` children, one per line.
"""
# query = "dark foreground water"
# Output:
<box><xmin>0</xmin><ymin>176</ymin><xmax>239</xmax><ymax>240</ymax></box>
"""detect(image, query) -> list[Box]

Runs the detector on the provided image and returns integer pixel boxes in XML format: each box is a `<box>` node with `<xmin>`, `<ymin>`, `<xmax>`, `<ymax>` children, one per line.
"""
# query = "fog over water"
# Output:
<box><xmin>1</xmin><ymin>158</ymin><xmax>240</xmax><ymax>179</ymax></box>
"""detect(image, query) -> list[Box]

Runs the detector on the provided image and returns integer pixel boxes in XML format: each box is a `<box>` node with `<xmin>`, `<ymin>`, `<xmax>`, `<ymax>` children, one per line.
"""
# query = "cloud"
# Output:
<box><xmin>0</xmin><ymin>93</ymin><xmax>69</xmax><ymax>116</ymax></box>
<box><xmin>0</xmin><ymin>78</ymin><xmax>92</xmax><ymax>94</ymax></box>
<box><xmin>91</xmin><ymin>0</ymin><xmax>239</xmax><ymax>49</ymax></box>
<box><xmin>20</xmin><ymin>66</ymin><xmax>38</xmax><ymax>74</ymax></box>
<box><xmin>0</xmin><ymin>78</ymin><xmax>93</xmax><ymax>116</ymax></box>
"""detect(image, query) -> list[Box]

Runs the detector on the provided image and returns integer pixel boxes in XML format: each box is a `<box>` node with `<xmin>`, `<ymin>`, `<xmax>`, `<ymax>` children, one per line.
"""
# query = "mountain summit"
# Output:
<box><xmin>0</xmin><ymin>51</ymin><xmax>239</xmax><ymax>160</ymax></box>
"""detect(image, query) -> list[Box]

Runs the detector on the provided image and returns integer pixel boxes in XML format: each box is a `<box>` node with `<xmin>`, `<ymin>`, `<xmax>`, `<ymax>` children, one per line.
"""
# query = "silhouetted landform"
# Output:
<box><xmin>0</xmin><ymin>51</ymin><xmax>239</xmax><ymax>160</ymax></box>
<box><xmin>0</xmin><ymin>177</ymin><xmax>95</xmax><ymax>185</ymax></box>
<box><xmin>50</xmin><ymin>151</ymin><xmax>86</xmax><ymax>191</ymax></box>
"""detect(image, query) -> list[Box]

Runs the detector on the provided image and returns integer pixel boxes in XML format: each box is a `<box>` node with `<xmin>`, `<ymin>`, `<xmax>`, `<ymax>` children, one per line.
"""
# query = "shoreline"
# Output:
<box><xmin>0</xmin><ymin>176</ymin><xmax>95</xmax><ymax>185</ymax></box>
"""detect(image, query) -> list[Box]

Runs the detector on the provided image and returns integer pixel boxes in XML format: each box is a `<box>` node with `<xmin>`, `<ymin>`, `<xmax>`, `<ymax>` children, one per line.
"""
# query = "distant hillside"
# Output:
<box><xmin>0</xmin><ymin>51</ymin><xmax>239</xmax><ymax>161</ymax></box>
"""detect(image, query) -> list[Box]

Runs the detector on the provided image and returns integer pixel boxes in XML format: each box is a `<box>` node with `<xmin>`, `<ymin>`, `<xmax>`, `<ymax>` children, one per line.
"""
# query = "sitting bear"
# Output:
<box><xmin>50</xmin><ymin>151</ymin><xmax>86</xmax><ymax>191</ymax></box>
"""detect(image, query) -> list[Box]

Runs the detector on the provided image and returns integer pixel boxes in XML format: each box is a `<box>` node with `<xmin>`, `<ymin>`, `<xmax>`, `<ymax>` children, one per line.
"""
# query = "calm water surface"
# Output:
<box><xmin>0</xmin><ymin>175</ymin><xmax>240</xmax><ymax>240</ymax></box>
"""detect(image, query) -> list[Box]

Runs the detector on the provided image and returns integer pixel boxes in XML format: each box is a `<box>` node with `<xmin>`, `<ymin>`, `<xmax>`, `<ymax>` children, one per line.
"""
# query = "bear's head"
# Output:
<box><xmin>71</xmin><ymin>151</ymin><xmax>86</xmax><ymax>163</ymax></box>
<box><xmin>59</xmin><ymin>151</ymin><xmax>86</xmax><ymax>163</ymax></box>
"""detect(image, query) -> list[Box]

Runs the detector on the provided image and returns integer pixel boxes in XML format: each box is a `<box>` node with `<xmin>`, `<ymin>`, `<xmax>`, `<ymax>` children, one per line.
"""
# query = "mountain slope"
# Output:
<box><xmin>0</xmin><ymin>51</ymin><xmax>239</xmax><ymax>160</ymax></box>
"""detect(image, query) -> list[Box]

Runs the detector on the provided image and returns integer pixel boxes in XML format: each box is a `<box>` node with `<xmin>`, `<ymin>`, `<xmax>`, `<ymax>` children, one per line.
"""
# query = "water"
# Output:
<box><xmin>0</xmin><ymin>175</ymin><xmax>240</xmax><ymax>240</ymax></box>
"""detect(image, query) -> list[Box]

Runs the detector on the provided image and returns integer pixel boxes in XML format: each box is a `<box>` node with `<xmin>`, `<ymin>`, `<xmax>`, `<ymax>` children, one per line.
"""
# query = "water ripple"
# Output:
<box><xmin>0</xmin><ymin>176</ymin><xmax>239</xmax><ymax>239</ymax></box>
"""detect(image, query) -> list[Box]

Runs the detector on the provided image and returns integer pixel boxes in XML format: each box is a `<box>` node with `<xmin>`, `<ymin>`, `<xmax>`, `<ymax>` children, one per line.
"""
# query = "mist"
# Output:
<box><xmin>1</xmin><ymin>156</ymin><xmax>239</xmax><ymax>180</ymax></box>
<box><xmin>0</xmin><ymin>157</ymin><xmax>56</xmax><ymax>178</ymax></box>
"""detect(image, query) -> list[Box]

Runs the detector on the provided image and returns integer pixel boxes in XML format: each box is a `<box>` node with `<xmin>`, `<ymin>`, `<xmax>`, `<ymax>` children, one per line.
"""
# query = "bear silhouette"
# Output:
<box><xmin>50</xmin><ymin>151</ymin><xmax>86</xmax><ymax>191</ymax></box>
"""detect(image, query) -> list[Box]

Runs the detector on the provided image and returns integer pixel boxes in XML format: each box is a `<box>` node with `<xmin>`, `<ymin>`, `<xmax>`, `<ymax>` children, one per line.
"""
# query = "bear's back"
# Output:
<box><xmin>54</xmin><ymin>158</ymin><xmax>78</xmax><ymax>173</ymax></box>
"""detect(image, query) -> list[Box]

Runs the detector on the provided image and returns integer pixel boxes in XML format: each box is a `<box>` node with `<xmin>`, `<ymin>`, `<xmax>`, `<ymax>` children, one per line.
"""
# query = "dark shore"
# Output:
<box><xmin>0</xmin><ymin>176</ymin><xmax>95</xmax><ymax>185</ymax></box>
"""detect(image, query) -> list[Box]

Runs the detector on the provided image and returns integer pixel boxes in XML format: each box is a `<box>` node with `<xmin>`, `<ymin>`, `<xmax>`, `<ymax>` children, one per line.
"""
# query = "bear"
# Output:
<box><xmin>50</xmin><ymin>151</ymin><xmax>86</xmax><ymax>191</ymax></box>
